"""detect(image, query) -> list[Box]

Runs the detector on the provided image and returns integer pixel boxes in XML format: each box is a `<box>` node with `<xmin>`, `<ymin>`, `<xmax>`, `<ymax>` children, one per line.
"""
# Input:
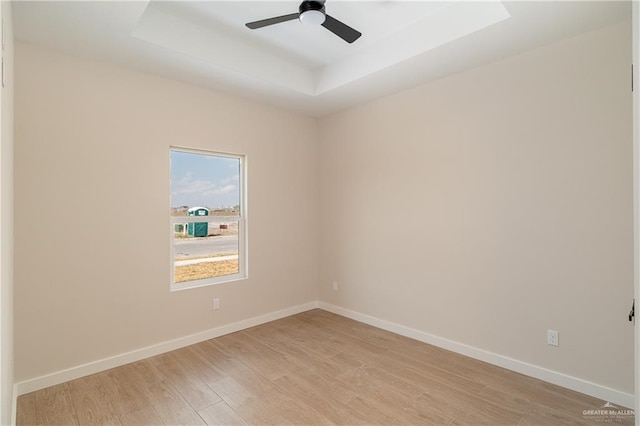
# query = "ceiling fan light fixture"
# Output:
<box><xmin>299</xmin><ymin>9</ymin><xmax>326</xmax><ymax>25</ymax></box>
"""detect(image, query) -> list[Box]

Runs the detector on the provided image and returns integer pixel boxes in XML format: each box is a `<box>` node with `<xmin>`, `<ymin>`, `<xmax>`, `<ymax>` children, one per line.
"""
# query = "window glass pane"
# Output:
<box><xmin>170</xmin><ymin>151</ymin><xmax>240</xmax><ymax>217</ymax></box>
<box><xmin>173</xmin><ymin>221</ymin><xmax>239</xmax><ymax>283</ymax></box>
<box><xmin>170</xmin><ymin>150</ymin><xmax>242</xmax><ymax>285</ymax></box>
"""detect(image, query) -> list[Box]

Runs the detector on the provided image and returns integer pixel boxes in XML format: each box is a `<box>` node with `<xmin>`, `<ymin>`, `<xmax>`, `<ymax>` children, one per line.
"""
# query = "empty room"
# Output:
<box><xmin>0</xmin><ymin>0</ymin><xmax>638</xmax><ymax>425</ymax></box>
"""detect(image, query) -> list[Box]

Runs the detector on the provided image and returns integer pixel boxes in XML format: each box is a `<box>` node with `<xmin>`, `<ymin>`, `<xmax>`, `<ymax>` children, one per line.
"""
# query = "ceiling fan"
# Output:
<box><xmin>245</xmin><ymin>0</ymin><xmax>362</xmax><ymax>44</ymax></box>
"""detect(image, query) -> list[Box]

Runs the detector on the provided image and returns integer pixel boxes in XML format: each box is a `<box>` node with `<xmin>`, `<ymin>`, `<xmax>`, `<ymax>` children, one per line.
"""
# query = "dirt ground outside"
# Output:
<box><xmin>174</xmin><ymin>258</ymin><xmax>239</xmax><ymax>283</ymax></box>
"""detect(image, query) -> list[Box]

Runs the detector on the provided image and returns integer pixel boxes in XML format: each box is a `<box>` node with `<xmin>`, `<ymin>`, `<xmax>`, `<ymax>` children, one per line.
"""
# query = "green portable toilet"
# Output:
<box><xmin>187</xmin><ymin>207</ymin><xmax>209</xmax><ymax>237</ymax></box>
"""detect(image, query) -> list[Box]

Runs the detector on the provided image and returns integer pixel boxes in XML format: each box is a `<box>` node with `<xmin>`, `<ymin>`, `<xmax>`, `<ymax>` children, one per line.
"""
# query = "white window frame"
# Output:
<box><xmin>170</xmin><ymin>147</ymin><xmax>247</xmax><ymax>292</ymax></box>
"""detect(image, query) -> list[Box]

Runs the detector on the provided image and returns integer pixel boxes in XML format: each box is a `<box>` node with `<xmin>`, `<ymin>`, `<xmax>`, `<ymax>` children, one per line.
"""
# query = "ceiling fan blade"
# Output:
<box><xmin>246</xmin><ymin>13</ymin><xmax>299</xmax><ymax>29</ymax></box>
<box><xmin>321</xmin><ymin>15</ymin><xmax>361</xmax><ymax>43</ymax></box>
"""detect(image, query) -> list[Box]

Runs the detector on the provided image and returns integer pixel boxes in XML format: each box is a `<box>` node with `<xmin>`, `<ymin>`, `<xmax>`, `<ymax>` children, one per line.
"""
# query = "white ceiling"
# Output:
<box><xmin>13</xmin><ymin>1</ymin><xmax>631</xmax><ymax>117</ymax></box>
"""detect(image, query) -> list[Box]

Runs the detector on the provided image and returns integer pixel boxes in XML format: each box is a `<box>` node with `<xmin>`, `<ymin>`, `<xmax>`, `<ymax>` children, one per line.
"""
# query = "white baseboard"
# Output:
<box><xmin>318</xmin><ymin>302</ymin><xmax>635</xmax><ymax>410</ymax></box>
<box><xmin>14</xmin><ymin>300</ymin><xmax>635</xmax><ymax>411</ymax></box>
<box><xmin>15</xmin><ymin>301</ymin><xmax>319</xmax><ymax>396</ymax></box>
<box><xmin>11</xmin><ymin>384</ymin><xmax>17</xmax><ymax>426</ymax></box>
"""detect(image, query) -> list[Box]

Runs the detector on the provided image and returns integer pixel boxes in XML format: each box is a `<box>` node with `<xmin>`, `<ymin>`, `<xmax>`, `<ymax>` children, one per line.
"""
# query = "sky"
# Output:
<box><xmin>171</xmin><ymin>150</ymin><xmax>240</xmax><ymax>209</ymax></box>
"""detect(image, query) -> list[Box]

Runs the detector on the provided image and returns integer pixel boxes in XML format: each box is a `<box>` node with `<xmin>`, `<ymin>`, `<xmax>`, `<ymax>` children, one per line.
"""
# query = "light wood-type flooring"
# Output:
<box><xmin>16</xmin><ymin>309</ymin><xmax>634</xmax><ymax>425</ymax></box>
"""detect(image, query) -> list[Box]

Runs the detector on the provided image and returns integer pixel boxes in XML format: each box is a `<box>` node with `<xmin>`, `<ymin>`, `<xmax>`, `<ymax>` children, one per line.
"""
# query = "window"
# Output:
<box><xmin>170</xmin><ymin>148</ymin><xmax>246</xmax><ymax>291</ymax></box>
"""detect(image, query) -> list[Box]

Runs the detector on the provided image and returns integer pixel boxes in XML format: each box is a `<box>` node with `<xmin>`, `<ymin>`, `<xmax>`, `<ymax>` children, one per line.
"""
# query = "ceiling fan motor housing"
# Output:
<box><xmin>299</xmin><ymin>1</ymin><xmax>326</xmax><ymax>16</ymax></box>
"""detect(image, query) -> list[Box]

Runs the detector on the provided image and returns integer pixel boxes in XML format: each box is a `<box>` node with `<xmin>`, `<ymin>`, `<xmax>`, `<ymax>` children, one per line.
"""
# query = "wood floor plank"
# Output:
<box><xmin>273</xmin><ymin>373</ymin><xmax>380</xmax><ymax>425</ymax></box>
<box><xmin>412</xmin><ymin>391</ymin><xmax>506</xmax><ymax>425</ymax></box>
<box><xmin>198</xmin><ymin>401</ymin><xmax>248</xmax><ymax>426</ymax></box>
<box><xmin>270</xmin><ymin>398</ymin><xmax>335</xmax><ymax>426</ymax></box>
<box><xmin>67</xmin><ymin>374</ymin><xmax>121</xmax><ymax>425</ymax></box>
<box><xmin>97</xmin><ymin>367</ymin><xmax>151</xmax><ymax>418</ymax></box>
<box><xmin>207</xmin><ymin>376</ymin><xmax>260</xmax><ymax>409</ymax></box>
<box><xmin>155</xmin><ymin>350</ymin><xmax>222</xmax><ymax>411</ymax></box>
<box><xmin>301</xmin><ymin>311</ymin><xmax>489</xmax><ymax>399</ymax></box>
<box><xmin>118</xmin><ymin>406</ymin><xmax>164</xmax><ymax>426</ymax></box>
<box><xmin>187</xmin><ymin>341</ymin><xmax>251</xmax><ymax>387</ymax></box>
<box><xmin>141</xmin><ymin>381</ymin><xmax>206</xmax><ymax>425</ymax></box>
<box><xmin>265</xmin><ymin>317</ymin><xmax>345</xmax><ymax>358</ymax></box>
<box><xmin>213</xmin><ymin>331</ymin><xmax>293</xmax><ymax>381</ymax></box>
<box><xmin>480</xmin><ymin>385</ymin><xmax>592</xmax><ymax>425</ymax></box>
<box><xmin>337</xmin><ymin>364</ymin><xmax>465</xmax><ymax>425</ymax></box>
<box><xmin>173</xmin><ymin>345</ymin><xmax>227</xmax><ymax>385</ymax></box>
<box><xmin>209</xmin><ymin>371</ymin><xmax>335</xmax><ymax>425</ymax></box>
<box><xmin>122</xmin><ymin>358</ymin><xmax>166</xmax><ymax>387</ymax></box>
<box><xmin>472</xmin><ymin>366</ymin><xmax>602</xmax><ymax>417</ymax></box>
<box><xmin>207</xmin><ymin>376</ymin><xmax>291</xmax><ymax>425</ymax></box>
<box><xmin>270</xmin><ymin>342</ymin><xmax>430</xmax><ymax>424</ymax></box>
<box><xmin>317</xmin><ymin>310</ymin><xmax>621</xmax><ymax>424</ymax></box>
<box><xmin>242</xmin><ymin>327</ymin><xmax>388</xmax><ymax>423</ymax></box>
<box><xmin>181</xmin><ymin>345</ymin><xmax>229</xmax><ymax>385</ymax></box>
<box><xmin>425</xmin><ymin>346</ymin><xmax>561</xmax><ymax>401</ymax></box>
<box><xmin>16</xmin><ymin>393</ymin><xmax>36</xmax><ymax>426</ymax></box>
<box><xmin>518</xmin><ymin>410</ymin><xmax>590</xmax><ymax>426</ymax></box>
<box><xmin>299</xmin><ymin>309</ymin><xmax>440</xmax><ymax>358</ymax></box>
<box><xmin>243</xmin><ymin>327</ymin><xmax>362</xmax><ymax>378</ymax></box>
<box><xmin>34</xmin><ymin>383</ymin><xmax>79</xmax><ymax>426</ymax></box>
<box><xmin>370</xmin><ymin>348</ymin><xmax>487</xmax><ymax>396</ymax></box>
<box><xmin>347</xmin><ymin>395</ymin><xmax>413</xmax><ymax>425</ymax></box>
<box><xmin>201</xmin><ymin>340</ymin><xmax>277</xmax><ymax>396</ymax></box>
<box><xmin>288</xmin><ymin>316</ymin><xmax>390</xmax><ymax>360</ymax></box>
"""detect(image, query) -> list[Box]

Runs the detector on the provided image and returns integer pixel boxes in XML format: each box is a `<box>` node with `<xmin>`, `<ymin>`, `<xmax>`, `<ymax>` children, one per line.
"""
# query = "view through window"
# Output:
<box><xmin>170</xmin><ymin>148</ymin><xmax>246</xmax><ymax>290</ymax></box>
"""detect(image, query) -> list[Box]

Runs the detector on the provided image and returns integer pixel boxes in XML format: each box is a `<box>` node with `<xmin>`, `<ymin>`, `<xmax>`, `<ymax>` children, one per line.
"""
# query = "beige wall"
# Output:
<box><xmin>1</xmin><ymin>2</ymin><xmax>14</xmax><ymax>424</ymax></box>
<box><xmin>318</xmin><ymin>21</ymin><xmax>634</xmax><ymax>393</ymax></box>
<box><xmin>14</xmin><ymin>42</ymin><xmax>319</xmax><ymax>382</ymax></box>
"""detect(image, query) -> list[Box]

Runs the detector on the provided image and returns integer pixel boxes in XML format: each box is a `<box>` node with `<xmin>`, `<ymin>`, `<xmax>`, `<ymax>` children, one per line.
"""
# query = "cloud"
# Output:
<box><xmin>172</xmin><ymin>173</ymin><xmax>238</xmax><ymax>206</ymax></box>
<box><xmin>221</xmin><ymin>175</ymin><xmax>240</xmax><ymax>185</ymax></box>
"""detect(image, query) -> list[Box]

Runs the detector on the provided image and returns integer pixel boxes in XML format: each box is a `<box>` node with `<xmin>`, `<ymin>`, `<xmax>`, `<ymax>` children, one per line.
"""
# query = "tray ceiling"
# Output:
<box><xmin>13</xmin><ymin>1</ymin><xmax>631</xmax><ymax>116</ymax></box>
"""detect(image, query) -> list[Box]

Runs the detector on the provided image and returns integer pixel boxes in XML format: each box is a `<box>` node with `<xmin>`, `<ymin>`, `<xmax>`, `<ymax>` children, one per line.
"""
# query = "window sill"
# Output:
<box><xmin>171</xmin><ymin>274</ymin><xmax>248</xmax><ymax>292</ymax></box>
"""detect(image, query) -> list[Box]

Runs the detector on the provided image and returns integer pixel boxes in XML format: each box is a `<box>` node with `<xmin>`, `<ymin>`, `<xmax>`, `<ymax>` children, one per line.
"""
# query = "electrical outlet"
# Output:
<box><xmin>332</xmin><ymin>281</ymin><xmax>338</xmax><ymax>291</ymax></box>
<box><xmin>213</xmin><ymin>298</ymin><xmax>220</xmax><ymax>310</ymax></box>
<box><xmin>547</xmin><ymin>330</ymin><xmax>559</xmax><ymax>347</ymax></box>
